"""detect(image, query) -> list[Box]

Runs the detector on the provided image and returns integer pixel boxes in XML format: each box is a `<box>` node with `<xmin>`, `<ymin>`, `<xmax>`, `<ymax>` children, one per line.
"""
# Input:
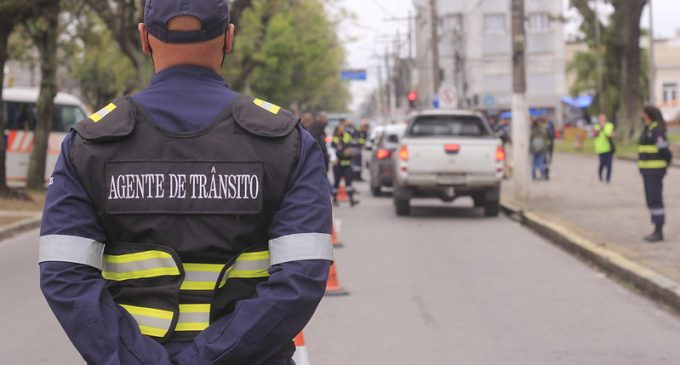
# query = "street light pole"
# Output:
<box><xmin>511</xmin><ymin>0</ymin><xmax>529</xmax><ymax>209</ymax></box>
<box><xmin>648</xmin><ymin>0</ymin><xmax>656</xmax><ymax>105</ymax></box>
<box><xmin>429</xmin><ymin>0</ymin><xmax>441</xmax><ymax>103</ymax></box>
<box><xmin>593</xmin><ymin>0</ymin><xmax>605</xmax><ymax>114</ymax></box>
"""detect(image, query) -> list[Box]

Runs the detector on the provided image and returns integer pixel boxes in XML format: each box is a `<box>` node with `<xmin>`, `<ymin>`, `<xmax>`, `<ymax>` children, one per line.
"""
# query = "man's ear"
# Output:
<box><xmin>138</xmin><ymin>23</ymin><xmax>152</xmax><ymax>55</ymax></box>
<box><xmin>224</xmin><ymin>24</ymin><xmax>235</xmax><ymax>54</ymax></box>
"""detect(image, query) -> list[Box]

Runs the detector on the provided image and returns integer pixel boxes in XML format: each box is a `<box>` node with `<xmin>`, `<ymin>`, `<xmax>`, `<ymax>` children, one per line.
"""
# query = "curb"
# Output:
<box><xmin>0</xmin><ymin>215</ymin><xmax>42</xmax><ymax>242</ymax></box>
<box><xmin>500</xmin><ymin>200</ymin><xmax>680</xmax><ymax>314</ymax></box>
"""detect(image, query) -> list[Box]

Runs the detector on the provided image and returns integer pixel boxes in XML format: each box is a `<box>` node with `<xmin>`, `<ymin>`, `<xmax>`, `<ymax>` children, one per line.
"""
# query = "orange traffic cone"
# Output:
<box><xmin>332</xmin><ymin>221</ymin><xmax>344</xmax><ymax>248</ymax></box>
<box><xmin>293</xmin><ymin>332</ymin><xmax>310</xmax><ymax>365</ymax></box>
<box><xmin>336</xmin><ymin>184</ymin><xmax>349</xmax><ymax>202</ymax></box>
<box><xmin>325</xmin><ymin>263</ymin><xmax>349</xmax><ymax>296</ymax></box>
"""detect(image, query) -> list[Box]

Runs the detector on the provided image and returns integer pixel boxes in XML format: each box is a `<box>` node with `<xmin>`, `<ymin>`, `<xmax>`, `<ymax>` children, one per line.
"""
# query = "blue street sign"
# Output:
<box><xmin>341</xmin><ymin>69</ymin><xmax>367</xmax><ymax>81</ymax></box>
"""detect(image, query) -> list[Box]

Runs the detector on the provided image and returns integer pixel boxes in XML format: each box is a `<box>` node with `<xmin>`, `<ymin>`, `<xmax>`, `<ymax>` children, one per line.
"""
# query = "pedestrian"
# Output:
<box><xmin>307</xmin><ymin>113</ymin><xmax>330</xmax><ymax>172</ymax></box>
<box><xmin>38</xmin><ymin>1</ymin><xmax>334</xmax><ymax>363</ymax></box>
<box><xmin>638</xmin><ymin>105</ymin><xmax>673</xmax><ymax>242</ymax></box>
<box><xmin>545</xmin><ymin>118</ymin><xmax>556</xmax><ymax>179</ymax></box>
<box><xmin>530</xmin><ymin>118</ymin><xmax>549</xmax><ymax>180</ymax></box>
<box><xmin>593</xmin><ymin>113</ymin><xmax>616</xmax><ymax>183</ymax></box>
<box><xmin>331</xmin><ymin>120</ymin><xmax>360</xmax><ymax>206</ymax></box>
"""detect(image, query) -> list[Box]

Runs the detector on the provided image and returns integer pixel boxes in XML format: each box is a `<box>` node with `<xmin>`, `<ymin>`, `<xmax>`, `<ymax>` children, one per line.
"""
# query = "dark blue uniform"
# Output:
<box><xmin>638</xmin><ymin>121</ymin><xmax>671</xmax><ymax>233</ymax></box>
<box><xmin>39</xmin><ymin>66</ymin><xmax>333</xmax><ymax>364</ymax></box>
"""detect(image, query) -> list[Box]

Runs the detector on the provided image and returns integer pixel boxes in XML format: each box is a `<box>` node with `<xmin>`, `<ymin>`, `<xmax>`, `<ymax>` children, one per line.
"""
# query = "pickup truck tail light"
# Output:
<box><xmin>495</xmin><ymin>146</ymin><xmax>506</xmax><ymax>161</ymax></box>
<box><xmin>444</xmin><ymin>144</ymin><xmax>461</xmax><ymax>153</ymax></box>
<box><xmin>398</xmin><ymin>145</ymin><xmax>409</xmax><ymax>161</ymax></box>
<box><xmin>376</xmin><ymin>149</ymin><xmax>392</xmax><ymax>160</ymax></box>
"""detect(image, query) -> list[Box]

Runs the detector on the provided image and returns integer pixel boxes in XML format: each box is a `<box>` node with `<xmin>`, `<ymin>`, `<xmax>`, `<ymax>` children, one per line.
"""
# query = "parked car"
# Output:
<box><xmin>3</xmin><ymin>87</ymin><xmax>88</xmax><ymax>186</ymax></box>
<box><xmin>368</xmin><ymin>124</ymin><xmax>406</xmax><ymax>196</ymax></box>
<box><xmin>393</xmin><ymin>109</ymin><xmax>505</xmax><ymax>217</ymax></box>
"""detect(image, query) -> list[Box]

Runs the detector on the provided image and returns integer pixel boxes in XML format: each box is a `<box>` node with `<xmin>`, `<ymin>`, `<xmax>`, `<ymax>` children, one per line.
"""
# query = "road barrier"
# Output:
<box><xmin>325</xmin><ymin>263</ymin><xmax>349</xmax><ymax>296</ymax></box>
<box><xmin>332</xmin><ymin>220</ymin><xmax>343</xmax><ymax>248</ymax></box>
<box><xmin>292</xmin><ymin>332</ymin><xmax>310</xmax><ymax>365</ymax></box>
<box><xmin>336</xmin><ymin>184</ymin><xmax>349</xmax><ymax>202</ymax></box>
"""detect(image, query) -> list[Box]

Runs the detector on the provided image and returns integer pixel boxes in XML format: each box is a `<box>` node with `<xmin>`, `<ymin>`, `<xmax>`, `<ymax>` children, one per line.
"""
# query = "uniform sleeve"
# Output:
<box><xmin>173</xmin><ymin>125</ymin><xmax>332</xmax><ymax>364</ymax></box>
<box><xmin>39</xmin><ymin>133</ymin><xmax>172</xmax><ymax>364</ymax></box>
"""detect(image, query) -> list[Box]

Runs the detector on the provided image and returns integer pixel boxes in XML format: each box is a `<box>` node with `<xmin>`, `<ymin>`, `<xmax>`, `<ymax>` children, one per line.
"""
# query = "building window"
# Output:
<box><xmin>527</xmin><ymin>13</ymin><xmax>551</xmax><ymax>32</ymax></box>
<box><xmin>484</xmin><ymin>14</ymin><xmax>506</xmax><ymax>34</ymax></box>
<box><xmin>443</xmin><ymin>13</ymin><xmax>463</xmax><ymax>33</ymax></box>
<box><xmin>662</xmin><ymin>83</ymin><xmax>678</xmax><ymax>102</ymax></box>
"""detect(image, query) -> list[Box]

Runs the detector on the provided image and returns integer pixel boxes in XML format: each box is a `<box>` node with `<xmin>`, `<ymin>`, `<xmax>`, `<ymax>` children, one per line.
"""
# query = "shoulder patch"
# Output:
<box><xmin>73</xmin><ymin>97</ymin><xmax>135</xmax><ymax>142</ymax></box>
<box><xmin>233</xmin><ymin>95</ymin><xmax>297</xmax><ymax>138</ymax></box>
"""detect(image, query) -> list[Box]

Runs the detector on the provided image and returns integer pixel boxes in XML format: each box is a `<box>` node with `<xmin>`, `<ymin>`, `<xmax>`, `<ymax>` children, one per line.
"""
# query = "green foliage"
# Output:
<box><xmin>69</xmin><ymin>11</ymin><xmax>139</xmax><ymax>108</ymax></box>
<box><xmin>223</xmin><ymin>0</ymin><xmax>350</xmax><ymax>112</ymax></box>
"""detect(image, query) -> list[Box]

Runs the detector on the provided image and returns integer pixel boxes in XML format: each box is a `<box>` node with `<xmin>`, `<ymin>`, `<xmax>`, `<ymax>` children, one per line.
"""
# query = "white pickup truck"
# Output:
<box><xmin>393</xmin><ymin>109</ymin><xmax>505</xmax><ymax>217</ymax></box>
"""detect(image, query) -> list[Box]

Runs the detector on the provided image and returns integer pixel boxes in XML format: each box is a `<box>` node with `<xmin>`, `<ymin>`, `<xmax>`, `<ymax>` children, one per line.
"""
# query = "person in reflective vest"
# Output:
<box><xmin>38</xmin><ymin>1</ymin><xmax>333</xmax><ymax>364</ymax></box>
<box><xmin>331</xmin><ymin>120</ymin><xmax>360</xmax><ymax>206</ymax></box>
<box><xmin>593</xmin><ymin>114</ymin><xmax>616</xmax><ymax>183</ymax></box>
<box><xmin>638</xmin><ymin>106</ymin><xmax>672</xmax><ymax>242</ymax></box>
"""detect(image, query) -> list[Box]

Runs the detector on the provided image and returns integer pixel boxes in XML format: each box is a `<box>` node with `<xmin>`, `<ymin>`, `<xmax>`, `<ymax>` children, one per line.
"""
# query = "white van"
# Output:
<box><xmin>3</xmin><ymin>87</ymin><xmax>88</xmax><ymax>186</ymax></box>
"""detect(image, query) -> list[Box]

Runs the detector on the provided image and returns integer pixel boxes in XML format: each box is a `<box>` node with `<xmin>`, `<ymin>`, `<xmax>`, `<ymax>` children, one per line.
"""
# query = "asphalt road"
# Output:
<box><xmin>305</xmin><ymin>182</ymin><xmax>680</xmax><ymax>365</ymax></box>
<box><xmin>1</xmin><ymin>183</ymin><xmax>680</xmax><ymax>364</ymax></box>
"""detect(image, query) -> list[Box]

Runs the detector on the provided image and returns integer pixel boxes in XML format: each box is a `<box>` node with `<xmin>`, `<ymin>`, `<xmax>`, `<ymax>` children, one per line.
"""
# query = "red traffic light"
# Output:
<box><xmin>407</xmin><ymin>91</ymin><xmax>417</xmax><ymax>102</ymax></box>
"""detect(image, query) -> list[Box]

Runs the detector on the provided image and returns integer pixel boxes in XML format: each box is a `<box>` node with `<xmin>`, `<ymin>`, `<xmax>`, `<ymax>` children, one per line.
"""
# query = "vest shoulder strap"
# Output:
<box><xmin>72</xmin><ymin>97</ymin><xmax>134</xmax><ymax>142</ymax></box>
<box><xmin>233</xmin><ymin>95</ymin><xmax>298</xmax><ymax>138</ymax></box>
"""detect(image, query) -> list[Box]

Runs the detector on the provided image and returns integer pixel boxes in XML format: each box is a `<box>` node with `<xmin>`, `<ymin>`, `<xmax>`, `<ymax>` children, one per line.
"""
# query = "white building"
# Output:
<box><xmin>413</xmin><ymin>0</ymin><xmax>566</xmax><ymax>121</ymax></box>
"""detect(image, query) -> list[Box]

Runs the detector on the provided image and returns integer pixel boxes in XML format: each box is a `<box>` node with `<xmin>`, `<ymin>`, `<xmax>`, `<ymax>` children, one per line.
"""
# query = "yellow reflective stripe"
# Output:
<box><xmin>120</xmin><ymin>304</ymin><xmax>173</xmax><ymax>338</ymax></box>
<box><xmin>88</xmin><ymin>103</ymin><xmax>117</xmax><ymax>122</ymax></box>
<box><xmin>181</xmin><ymin>263</ymin><xmax>225</xmax><ymax>291</ymax></box>
<box><xmin>180</xmin><ymin>281</ymin><xmax>215</xmax><ymax>290</ymax></box>
<box><xmin>237</xmin><ymin>251</ymin><xmax>270</xmax><ymax>261</ymax></box>
<box><xmin>180</xmin><ymin>304</ymin><xmax>210</xmax><ymax>312</ymax></box>
<box><xmin>104</xmin><ymin>250</ymin><xmax>173</xmax><ymax>264</ymax></box>
<box><xmin>253</xmin><ymin>98</ymin><xmax>281</xmax><ymax>114</ymax></box>
<box><xmin>120</xmin><ymin>304</ymin><xmax>174</xmax><ymax>320</ymax></box>
<box><xmin>138</xmin><ymin>325</ymin><xmax>169</xmax><ymax>337</ymax></box>
<box><xmin>176</xmin><ymin>304</ymin><xmax>210</xmax><ymax>332</ymax></box>
<box><xmin>639</xmin><ymin>160</ymin><xmax>668</xmax><ymax>169</ymax></box>
<box><xmin>227</xmin><ymin>267</ymin><xmax>270</xmax><ymax>278</ymax></box>
<box><xmin>183</xmin><ymin>263</ymin><xmax>224</xmax><ymax>272</ymax></box>
<box><xmin>103</xmin><ymin>267</ymin><xmax>180</xmax><ymax>281</ymax></box>
<box><xmin>638</xmin><ymin>145</ymin><xmax>659</xmax><ymax>153</ymax></box>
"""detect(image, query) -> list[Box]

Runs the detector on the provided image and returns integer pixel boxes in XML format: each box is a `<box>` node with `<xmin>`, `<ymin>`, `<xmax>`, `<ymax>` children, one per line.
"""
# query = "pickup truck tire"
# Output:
<box><xmin>483</xmin><ymin>200</ymin><xmax>500</xmax><ymax>217</ymax></box>
<box><xmin>394</xmin><ymin>198</ymin><xmax>411</xmax><ymax>216</ymax></box>
<box><xmin>370</xmin><ymin>183</ymin><xmax>382</xmax><ymax>197</ymax></box>
<box><xmin>472</xmin><ymin>193</ymin><xmax>485</xmax><ymax>208</ymax></box>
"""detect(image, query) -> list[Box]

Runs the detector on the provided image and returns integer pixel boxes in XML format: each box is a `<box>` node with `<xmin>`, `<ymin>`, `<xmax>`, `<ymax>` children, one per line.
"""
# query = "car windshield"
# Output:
<box><xmin>4</xmin><ymin>102</ymin><xmax>86</xmax><ymax>132</ymax></box>
<box><xmin>409</xmin><ymin>115</ymin><xmax>489</xmax><ymax>137</ymax></box>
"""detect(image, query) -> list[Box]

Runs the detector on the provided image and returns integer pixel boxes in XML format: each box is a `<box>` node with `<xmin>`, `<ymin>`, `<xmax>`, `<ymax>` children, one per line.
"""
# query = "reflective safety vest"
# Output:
<box><xmin>70</xmin><ymin>94</ymin><xmax>299</xmax><ymax>355</ymax></box>
<box><xmin>638</xmin><ymin>122</ymin><xmax>668</xmax><ymax>171</ymax></box>
<box><xmin>332</xmin><ymin>132</ymin><xmax>354</xmax><ymax>167</ymax></box>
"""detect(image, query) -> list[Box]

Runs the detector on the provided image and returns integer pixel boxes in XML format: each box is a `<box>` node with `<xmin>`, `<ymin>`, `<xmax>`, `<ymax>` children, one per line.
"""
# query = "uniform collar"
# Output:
<box><xmin>150</xmin><ymin>65</ymin><xmax>230</xmax><ymax>88</ymax></box>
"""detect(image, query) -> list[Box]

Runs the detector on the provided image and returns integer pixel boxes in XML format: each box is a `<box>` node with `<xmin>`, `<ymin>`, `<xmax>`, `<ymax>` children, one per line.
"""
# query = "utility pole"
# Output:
<box><xmin>429</xmin><ymin>0</ymin><xmax>441</xmax><ymax>104</ymax></box>
<box><xmin>593</xmin><ymin>0</ymin><xmax>605</xmax><ymax>114</ymax></box>
<box><xmin>648</xmin><ymin>0</ymin><xmax>656</xmax><ymax>104</ymax></box>
<box><xmin>511</xmin><ymin>0</ymin><xmax>529</xmax><ymax>209</ymax></box>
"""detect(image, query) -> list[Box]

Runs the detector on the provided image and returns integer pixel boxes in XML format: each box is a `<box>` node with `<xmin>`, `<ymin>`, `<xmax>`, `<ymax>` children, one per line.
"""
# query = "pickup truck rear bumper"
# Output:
<box><xmin>399</xmin><ymin>172</ymin><xmax>500</xmax><ymax>188</ymax></box>
<box><xmin>395</xmin><ymin>173</ymin><xmax>500</xmax><ymax>200</ymax></box>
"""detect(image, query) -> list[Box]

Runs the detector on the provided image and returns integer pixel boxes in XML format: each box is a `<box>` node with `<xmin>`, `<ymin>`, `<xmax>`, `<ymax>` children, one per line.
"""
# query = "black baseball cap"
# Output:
<box><xmin>144</xmin><ymin>0</ymin><xmax>230</xmax><ymax>44</ymax></box>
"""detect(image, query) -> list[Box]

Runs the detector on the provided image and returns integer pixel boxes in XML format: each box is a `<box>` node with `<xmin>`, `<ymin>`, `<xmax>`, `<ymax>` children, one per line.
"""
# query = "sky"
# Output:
<box><xmin>336</xmin><ymin>0</ymin><xmax>680</xmax><ymax>113</ymax></box>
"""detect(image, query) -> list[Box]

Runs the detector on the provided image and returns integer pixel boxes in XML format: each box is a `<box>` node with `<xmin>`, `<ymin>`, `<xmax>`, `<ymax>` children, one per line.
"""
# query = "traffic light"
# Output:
<box><xmin>407</xmin><ymin>91</ymin><xmax>417</xmax><ymax>109</ymax></box>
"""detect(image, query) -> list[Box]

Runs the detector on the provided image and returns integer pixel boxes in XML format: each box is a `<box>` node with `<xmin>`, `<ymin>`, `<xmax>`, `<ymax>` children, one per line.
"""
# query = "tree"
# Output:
<box><xmin>25</xmin><ymin>0</ymin><xmax>61</xmax><ymax>190</ymax></box>
<box><xmin>0</xmin><ymin>1</ymin><xmax>36</xmax><ymax>195</ymax></box>
<box><xmin>617</xmin><ymin>0</ymin><xmax>647</xmax><ymax>143</ymax></box>
<box><xmin>569</xmin><ymin>0</ymin><xmax>648</xmax><ymax>143</ymax></box>
<box><xmin>225</xmin><ymin>0</ymin><xmax>350</xmax><ymax>112</ymax></box>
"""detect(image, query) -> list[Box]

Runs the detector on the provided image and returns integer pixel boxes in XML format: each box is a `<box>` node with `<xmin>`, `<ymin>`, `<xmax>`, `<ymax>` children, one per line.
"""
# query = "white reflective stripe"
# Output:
<box><xmin>650</xmin><ymin>208</ymin><xmax>665</xmax><ymax>216</ymax></box>
<box><xmin>39</xmin><ymin>235</ymin><xmax>105</xmax><ymax>270</ymax></box>
<box><xmin>269</xmin><ymin>233</ymin><xmax>333</xmax><ymax>265</ymax></box>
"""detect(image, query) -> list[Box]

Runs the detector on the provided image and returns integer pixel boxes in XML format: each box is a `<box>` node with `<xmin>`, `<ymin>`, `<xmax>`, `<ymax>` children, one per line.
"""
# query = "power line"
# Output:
<box><xmin>368</xmin><ymin>0</ymin><xmax>397</xmax><ymax>18</ymax></box>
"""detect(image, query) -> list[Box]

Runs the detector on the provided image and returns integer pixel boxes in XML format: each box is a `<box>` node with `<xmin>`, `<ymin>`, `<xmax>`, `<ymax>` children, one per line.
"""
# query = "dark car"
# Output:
<box><xmin>368</xmin><ymin>124</ymin><xmax>406</xmax><ymax>196</ymax></box>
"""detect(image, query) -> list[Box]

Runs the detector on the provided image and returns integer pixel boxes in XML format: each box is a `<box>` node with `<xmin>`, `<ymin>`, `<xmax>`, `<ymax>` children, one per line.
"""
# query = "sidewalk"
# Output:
<box><xmin>503</xmin><ymin>152</ymin><xmax>680</xmax><ymax>286</ymax></box>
